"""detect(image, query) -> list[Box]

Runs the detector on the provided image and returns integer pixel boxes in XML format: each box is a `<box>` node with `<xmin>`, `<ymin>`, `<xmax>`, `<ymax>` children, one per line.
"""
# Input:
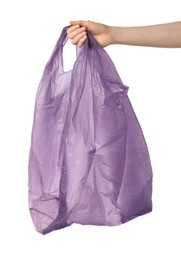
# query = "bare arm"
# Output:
<box><xmin>112</xmin><ymin>22</ymin><xmax>181</xmax><ymax>48</ymax></box>
<box><xmin>67</xmin><ymin>20</ymin><xmax>181</xmax><ymax>48</ymax></box>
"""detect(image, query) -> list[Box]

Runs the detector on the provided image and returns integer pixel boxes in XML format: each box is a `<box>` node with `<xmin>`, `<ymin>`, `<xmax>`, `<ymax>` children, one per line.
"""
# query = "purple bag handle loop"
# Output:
<box><xmin>46</xmin><ymin>26</ymin><xmax>101</xmax><ymax>74</ymax></box>
<box><xmin>56</xmin><ymin>26</ymin><xmax>70</xmax><ymax>72</ymax></box>
<box><xmin>45</xmin><ymin>26</ymin><xmax>70</xmax><ymax>73</ymax></box>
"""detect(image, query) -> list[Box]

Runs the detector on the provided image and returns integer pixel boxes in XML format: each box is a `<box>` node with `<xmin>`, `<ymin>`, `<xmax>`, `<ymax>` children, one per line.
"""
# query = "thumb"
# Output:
<box><xmin>69</xmin><ymin>20</ymin><xmax>90</xmax><ymax>28</ymax></box>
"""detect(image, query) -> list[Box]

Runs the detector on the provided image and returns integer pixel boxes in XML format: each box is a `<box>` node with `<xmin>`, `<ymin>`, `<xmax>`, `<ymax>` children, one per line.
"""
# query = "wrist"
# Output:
<box><xmin>109</xmin><ymin>26</ymin><xmax>123</xmax><ymax>45</ymax></box>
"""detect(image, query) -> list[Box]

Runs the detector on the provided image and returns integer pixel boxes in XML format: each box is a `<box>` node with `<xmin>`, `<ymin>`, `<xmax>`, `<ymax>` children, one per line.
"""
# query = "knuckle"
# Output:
<box><xmin>79</xmin><ymin>38</ymin><xmax>84</xmax><ymax>43</ymax></box>
<box><xmin>79</xmin><ymin>27</ymin><xmax>85</xmax><ymax>32</ymax></box>
<box><xmin>78</xmin><ymin>42</ymin><xmax>82</xmax><ymax>48</ymax></box>
<box><xmin>71</xmin><ymin>39</ymin><xmax>77</xmax><ymax>45</ymax></box>
<box><xmin>79</xmin><ymin>36</ymin><xmax>86</xmax><ymax>43</ymax></box>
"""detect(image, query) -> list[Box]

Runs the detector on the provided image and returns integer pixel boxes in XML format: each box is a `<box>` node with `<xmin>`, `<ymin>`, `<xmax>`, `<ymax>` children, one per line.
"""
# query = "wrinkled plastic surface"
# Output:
<box><xmin>28</xmin><ymin>27</ymin><xmax>153</xmax><ymax>234</ymax></box>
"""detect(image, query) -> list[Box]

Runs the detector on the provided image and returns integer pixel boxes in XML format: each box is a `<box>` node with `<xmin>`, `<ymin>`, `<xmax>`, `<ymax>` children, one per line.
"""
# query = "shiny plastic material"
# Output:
<box><xmin>28</xmin><ymin>27</ymin><xmax>153</xmax><ymax>234</ymax></box>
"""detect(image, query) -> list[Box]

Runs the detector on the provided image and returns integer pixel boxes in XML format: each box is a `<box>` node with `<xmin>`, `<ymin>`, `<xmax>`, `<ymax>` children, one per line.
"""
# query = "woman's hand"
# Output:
<box><xmin>67</xmin><ymin>20</ymin><xmax>114</xmax><ymax>48</ymax></box>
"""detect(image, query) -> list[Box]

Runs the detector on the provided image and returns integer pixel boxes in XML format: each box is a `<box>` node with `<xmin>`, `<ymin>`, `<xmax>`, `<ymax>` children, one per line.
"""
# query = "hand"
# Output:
<box><xmin>67</xmin><ymin>20</ymin><xmax>113</xmax><ymax>48</ymax></box>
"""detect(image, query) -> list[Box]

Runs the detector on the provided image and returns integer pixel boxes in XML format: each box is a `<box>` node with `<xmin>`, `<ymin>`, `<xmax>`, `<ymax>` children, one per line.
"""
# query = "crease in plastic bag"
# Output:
<box><xmin>28</xmin><ymin>26</ymin><xmax>153</xmax><ymax>234</ymax></box>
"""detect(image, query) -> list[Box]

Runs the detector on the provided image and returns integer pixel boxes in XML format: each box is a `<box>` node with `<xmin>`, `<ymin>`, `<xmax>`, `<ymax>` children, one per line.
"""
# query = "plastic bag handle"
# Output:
<box><xmin>59</xmin><ymin>26</ymin><xmax>100</xmax><ymax>71</ymax></box>
<box><xmin>45</xmin><ymin>26</ymin><xmax>100</xmax><ymax>74</ymax></box>
<box><xmin>45</xmin><ymin>26</ymin><xmax>70</xmax><ymax>73</ymax></box>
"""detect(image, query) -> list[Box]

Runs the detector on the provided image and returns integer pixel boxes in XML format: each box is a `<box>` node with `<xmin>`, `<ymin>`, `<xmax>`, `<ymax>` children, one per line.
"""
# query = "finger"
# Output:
<box><xmin>67</xmin><ymin>25</ymin><xmax>80</xmax><ymax>35</ymax></box>
<box><xmin>71</xmin><ymin>31</ymin><xmax>87</xmax><ymax>45</ymax></box>
<box><xmin>68</xmin><ymin>27</ymin><xmax>86</xmax><ymax>40</ymax></box>
<box><xmin>77</xmin><ymin>35</ymin><xmax>87</xmax><ymax>48</ymax></box>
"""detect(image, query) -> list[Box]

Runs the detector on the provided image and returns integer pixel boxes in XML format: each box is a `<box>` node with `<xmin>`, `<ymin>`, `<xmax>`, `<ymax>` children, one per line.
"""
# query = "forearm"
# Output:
<box><xmin>111</xmin><ymin>21</ymin><xmax>181</xmax><ymax>48</ymax></box>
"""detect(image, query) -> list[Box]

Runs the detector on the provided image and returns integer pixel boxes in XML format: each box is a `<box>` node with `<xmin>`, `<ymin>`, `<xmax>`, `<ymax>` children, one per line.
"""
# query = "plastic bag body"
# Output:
<box><xmin>28</xmin><ymin>27</ymin><xmax>152</xmax><ymax>234</ymax></box>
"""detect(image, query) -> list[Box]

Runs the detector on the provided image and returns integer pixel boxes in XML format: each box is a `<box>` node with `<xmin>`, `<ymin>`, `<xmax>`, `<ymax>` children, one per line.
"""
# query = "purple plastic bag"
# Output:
<box><xmin>28</xmin><ymin>26</ymin><xmax>152</xmax><ymax>234</ymax></box>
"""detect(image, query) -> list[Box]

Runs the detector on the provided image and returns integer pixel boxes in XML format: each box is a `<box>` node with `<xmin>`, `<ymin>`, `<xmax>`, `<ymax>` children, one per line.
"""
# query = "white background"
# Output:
<box><xmin>0</xmin><ymin>0</ymin><xmax>181</xmax><ymax>259</ymax></box>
